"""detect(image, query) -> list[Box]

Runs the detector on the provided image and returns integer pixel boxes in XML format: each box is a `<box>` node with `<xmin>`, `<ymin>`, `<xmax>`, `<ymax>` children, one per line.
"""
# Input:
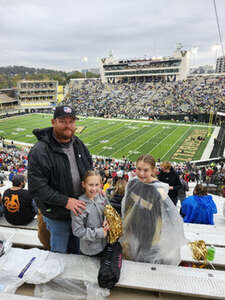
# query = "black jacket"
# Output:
<box><xmin>109</xmin><ymin>194</ymin><xmax>122</xmax><ymax>216</ymax></box>
<box><xmin>158</xmin><ymin>167</ymin><xmax>182</xmax><ymax>201</ymax></box>
<box><xmin>3</xmin><ymin>188</ymin><xmax>36</xmax><ymax>225</ymax></box>
<box><xmin>28</xmin><ymin>127</ymin><xmax>92</xmax><ymax>220</ymax></box>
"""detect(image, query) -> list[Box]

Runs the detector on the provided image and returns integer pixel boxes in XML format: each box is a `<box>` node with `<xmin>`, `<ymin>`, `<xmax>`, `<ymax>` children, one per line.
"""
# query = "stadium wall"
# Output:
<box><xmin>150</xmin><ymin>113</ymin><xmax>212</xmax><ymax>123</ymax></box>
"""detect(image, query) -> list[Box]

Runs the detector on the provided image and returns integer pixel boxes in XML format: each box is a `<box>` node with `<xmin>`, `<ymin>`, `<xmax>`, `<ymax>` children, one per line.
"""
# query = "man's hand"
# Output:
<box><xmin>66</xmin><ymin>197</ymin><xmax>86</xmax><ymax>216</ymax></box>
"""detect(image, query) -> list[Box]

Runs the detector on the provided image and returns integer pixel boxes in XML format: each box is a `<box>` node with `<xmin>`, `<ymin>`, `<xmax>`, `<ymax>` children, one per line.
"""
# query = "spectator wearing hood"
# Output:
<box><xmin>181</xmin><ymin>184</ymin><xmax>217</xmax><ymax>225</ymax></box>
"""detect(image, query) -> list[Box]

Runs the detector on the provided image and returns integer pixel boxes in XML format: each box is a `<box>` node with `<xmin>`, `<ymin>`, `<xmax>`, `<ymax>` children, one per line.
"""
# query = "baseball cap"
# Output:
<box><xmin>53</xmin><ymin>105</ymin><xmax>79</xmax><ymax>120</ymax></box>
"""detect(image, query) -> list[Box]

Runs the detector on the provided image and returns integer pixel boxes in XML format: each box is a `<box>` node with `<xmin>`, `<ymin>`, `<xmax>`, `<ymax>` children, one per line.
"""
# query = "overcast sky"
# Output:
<box><xmin>0</xmin><ymin>0</ymin><xmax>225</xmax><ymax>71</ymax></box>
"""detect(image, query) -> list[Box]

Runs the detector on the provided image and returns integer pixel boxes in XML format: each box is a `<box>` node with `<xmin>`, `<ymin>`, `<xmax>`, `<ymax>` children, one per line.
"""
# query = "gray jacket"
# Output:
<box><xmin>71</xmin><ymin>193</ymin><xmax>109</xmax><ymax>256</ymax></box>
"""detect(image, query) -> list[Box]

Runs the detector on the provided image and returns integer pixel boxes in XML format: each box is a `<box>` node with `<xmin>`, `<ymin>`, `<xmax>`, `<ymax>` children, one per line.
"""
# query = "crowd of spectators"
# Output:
<box><xmin>0</xmin><ymin>143</ymin><xmax>224</xmax><ymax>190</ymax></box>
<box><xmin>92</xmin><ymin>156</ymin><xmax>225</xmax><ymax>192</ymax></box>
<box><xmin>64</xmin><ymin>76</ymin><xmax>225</xmax><ymax>120</ymax></box>
<box><xmin>0</xmin><ymin>146</ymin><xmax>28</xmax><ymax>178</ymax></box>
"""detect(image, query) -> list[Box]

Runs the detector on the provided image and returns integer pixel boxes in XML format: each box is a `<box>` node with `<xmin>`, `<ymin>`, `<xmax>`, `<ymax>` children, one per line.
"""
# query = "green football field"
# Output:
<box><xmin>0</xmin><ymin>114</ymin><xmax>212</xmax><ymax>162</ymax></box>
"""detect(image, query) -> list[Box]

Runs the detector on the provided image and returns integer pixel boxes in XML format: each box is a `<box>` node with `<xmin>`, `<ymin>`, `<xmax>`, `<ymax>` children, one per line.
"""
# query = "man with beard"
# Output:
<box><xmin>28</xmin><ymin>105</ymin><xmax>92</xmax><ymax>253</ymax></box>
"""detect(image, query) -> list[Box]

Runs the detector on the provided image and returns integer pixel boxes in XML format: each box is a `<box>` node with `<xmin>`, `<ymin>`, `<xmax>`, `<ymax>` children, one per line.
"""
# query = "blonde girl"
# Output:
<box><xmin>71</xmin><ymin>170</ymin><xmax>109</xmax><ymax>256</ymax></box>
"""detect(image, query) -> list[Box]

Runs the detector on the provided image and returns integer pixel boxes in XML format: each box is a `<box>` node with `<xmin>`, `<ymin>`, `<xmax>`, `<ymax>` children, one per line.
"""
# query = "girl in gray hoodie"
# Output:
<box><xmin>71</xmin><ymin>170</ymin><xmax>109</xmax><ymax>256</ymax></box>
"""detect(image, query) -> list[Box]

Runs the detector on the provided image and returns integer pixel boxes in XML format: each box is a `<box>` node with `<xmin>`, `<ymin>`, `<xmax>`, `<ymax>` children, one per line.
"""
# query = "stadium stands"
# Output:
<box><xmin>0</xmin><ymin>72</ymin><xmax>225</xmax><ymax>299</ymax></box>
<box><xmin>210</xmin><ymin>124</ymin><xmax>225</xmax><ymax>158</ymax></box>
<box><xmin>64</xmin><ymin>76</ymin><xmax>225</xmax><ymax>122</ymax></box>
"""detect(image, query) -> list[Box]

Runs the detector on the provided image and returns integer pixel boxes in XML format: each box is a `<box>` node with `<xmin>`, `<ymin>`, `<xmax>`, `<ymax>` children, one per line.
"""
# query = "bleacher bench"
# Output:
<box><xmin>1</xmin><ymin>228</ymin><xmax>225</xmax><ymax>299</ymax></box>
<box><xmin>181</xmin><ymin>244</ymin><xmax>225</xmax><ymax>268</ymax></box>
<box><xmin>185</xmin><ymin>231</ymin><xmax>225</xmax><ymax>247</ymax></box>
<box><xmin>1</xmin><ymin>294</ymin><xmax>49</xmax><ymax>300</ymax></box>
<box><xmin>49</xmin><ymin>252</ymin><xmax>225</xmax><ymax>299</ymax></box>
<box><xmin>184</xmin><ymin>222</ymin><xmax>225</xmax><ymax>233</ymax></box>
<box><xmin>0</xmin><ymin>227</ymin><xmax>42</xmax><ymax>248</ymax></box>
<box><xmin>0</xmin><ymin>217</ymin><xmax>37</xmax><ymax>231</ymax></box>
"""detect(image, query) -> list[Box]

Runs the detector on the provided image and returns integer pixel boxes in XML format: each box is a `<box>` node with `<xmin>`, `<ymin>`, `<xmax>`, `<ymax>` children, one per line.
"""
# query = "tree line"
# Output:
<box><xmin>0</xmin><ymin>66</ymin><xmax>99</xmax><ymax>89</ymax></box>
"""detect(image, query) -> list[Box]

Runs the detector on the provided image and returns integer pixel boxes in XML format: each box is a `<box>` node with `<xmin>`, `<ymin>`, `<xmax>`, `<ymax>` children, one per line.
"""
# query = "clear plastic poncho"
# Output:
<box><xmin>121</xmin><ymin>178</ymin><xmax>186</xmax><ymax>265</ymax></box>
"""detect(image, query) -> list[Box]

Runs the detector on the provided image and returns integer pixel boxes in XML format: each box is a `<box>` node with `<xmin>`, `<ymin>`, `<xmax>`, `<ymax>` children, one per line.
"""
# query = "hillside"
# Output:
<box><xmin>0</xmin><ymin>66</ymin><xmax>99</xmax><ymax>89</ymax></box>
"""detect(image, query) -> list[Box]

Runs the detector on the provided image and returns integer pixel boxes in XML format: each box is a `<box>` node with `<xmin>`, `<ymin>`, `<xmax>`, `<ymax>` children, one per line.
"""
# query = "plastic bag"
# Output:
<box><xmin>35</xmin><ymin>278</ymin><xmax>87</xmax><ymax>300</ymax></box>
<box><xmin>0</xmin><ymin>247</ymin><xmax>63</xmax><ymax>293</ymax></box>
<box><xmin>35</xmin><ymin>278</ymin><xmax>110</xmax><ymax>300</ymax></box>
<box><xmin>85</xmin><ymin>281</ymin><xmax>110</xmax><ymax>300</ymax></box>
<box><xmin>0</xmin><ymin>231</ymin><xmax>14</xmax><ymax>256</ymax></box>
<box><xmin>0</xmin><ymin>269</ymin><xmax>24</xmax><ymax>293</ymax></box>
<box><xmin>121</xmin><ymin>178</ymin><xmax>186</xmax><ymax>265</ymax></box>
<box><xmin>35</xmin><ymin>254</ymin><xmax>110</xmax><ymax>300</ymax></box>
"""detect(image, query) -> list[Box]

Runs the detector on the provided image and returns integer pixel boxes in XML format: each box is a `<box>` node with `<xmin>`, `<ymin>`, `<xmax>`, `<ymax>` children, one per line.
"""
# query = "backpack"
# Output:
<box><xmin>98</xmin><ymin>242</ymin><xmax>122</xmax><ymax>289</ymax></box>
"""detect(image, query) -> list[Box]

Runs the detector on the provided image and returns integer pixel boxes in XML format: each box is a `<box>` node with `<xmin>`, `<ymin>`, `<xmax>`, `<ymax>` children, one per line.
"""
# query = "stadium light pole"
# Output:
<box><xmin>211</xmin><ymin>44</ymin><xmax>221</xmax><ymax>71</ymax></box>
<box><xmin>82</xmin><ymin>56</ymin><xmax>88</xmax><ymax>79</ymax></box>
<box><xmin>190</xmin><ymin>47</ymin><xmax>198</xmax><ymax>68</ymax></box>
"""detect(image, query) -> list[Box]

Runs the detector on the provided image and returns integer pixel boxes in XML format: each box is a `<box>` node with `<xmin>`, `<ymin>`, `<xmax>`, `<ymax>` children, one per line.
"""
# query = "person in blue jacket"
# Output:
<box><xmin>181</xmin><ymin>184</ymin><xmax>217</xmax><ymax>225</ymax></box>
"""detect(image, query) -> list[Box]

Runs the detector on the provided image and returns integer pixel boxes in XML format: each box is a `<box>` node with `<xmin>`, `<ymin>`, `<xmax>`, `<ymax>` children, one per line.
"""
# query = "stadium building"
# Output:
<box><xmin>216</xmin><ymin>56</ymin><xmax>225</xmax><ymax>73</ymax></box>
<box><xmin>17</xmin><ymin>80</ymin><xmax>57</xmax><ymax>104</ymax></box>
<box><xmin>100</xmin><ymin>48</ymin><xmax>190</xmax><ymax>84</ymax></box>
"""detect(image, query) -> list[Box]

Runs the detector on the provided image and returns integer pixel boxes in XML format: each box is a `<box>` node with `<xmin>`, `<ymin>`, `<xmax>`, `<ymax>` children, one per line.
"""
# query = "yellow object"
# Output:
<box><xmin>103</xmin><ymin>183</ymin><xmax>110</xmax><ymax>192</ymax></box>
<box><xmin>104</xmin><ymin>205</ymin><xmax>123</xmax><ymax>244</ymax></box>
<box><xmin>57</xmin><ymin>85</ymin><xmax>64</xmax><ymax>103</ymax></box>
<box><xmin>189</xmin><ymin>240</ymin><xmax>208</xmax><ymax>262</ymax></box>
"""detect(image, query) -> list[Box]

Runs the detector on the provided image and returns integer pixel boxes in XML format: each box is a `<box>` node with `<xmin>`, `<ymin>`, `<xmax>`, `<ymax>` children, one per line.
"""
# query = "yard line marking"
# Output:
<box><xmin>134</xmin><ymin>125</ymin><xmax>177</xmax><ymax>154</ymax></box>
<box><xmin>146</xmin><ymin>126</ymin><xmax>180</xmax><ymax>154</ymax></box>
<box><xmin>91</xmin><ymin>123</ymin><xmax>151</xmax><ymax>152</ymax></box>
<box><xmin>100</xmin><ymin>124</ymin><xmax>159</xmax><ymax>156</ymax></box>
<box><xmin>81</xmin><ymin>122</ymin><xmax>120</xmax><ymax>139</ymax></box>
<box><xmin>88</xmin><ymin>124</ymin><xmax>135</xmax><ymax>150</ymax></box>
<box><xmin>86</xmin><ymin>123</ymin><xmax>125</xmax><ymax>146</ymax></box>
<box><xmin>160</xmin><ymin>126</ymin><xmax>193</xmax><ymax>160</ymax></box>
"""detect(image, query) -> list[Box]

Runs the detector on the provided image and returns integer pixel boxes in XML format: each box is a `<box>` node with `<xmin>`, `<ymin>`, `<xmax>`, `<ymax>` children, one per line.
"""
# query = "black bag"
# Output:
<box><xmin>98</xmin><ymin>241</ymin><xmax>122</xmax><ymax>289</ymax></box>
